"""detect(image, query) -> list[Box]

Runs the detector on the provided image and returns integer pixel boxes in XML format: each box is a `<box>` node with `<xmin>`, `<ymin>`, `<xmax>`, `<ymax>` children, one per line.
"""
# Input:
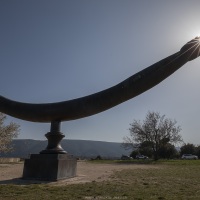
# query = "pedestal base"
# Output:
<box><xmin>22</xmin><ymin>154</ymin><xmax>77</xmax><ymax>181</ymax></box>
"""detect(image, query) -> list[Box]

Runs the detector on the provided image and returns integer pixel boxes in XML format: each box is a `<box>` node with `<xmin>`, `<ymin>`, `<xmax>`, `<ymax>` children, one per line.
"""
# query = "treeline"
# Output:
<box><xmin>180</xmin><ymin>143</ymin><xmax>200</xmax><ymax>158</ymax></box>
<box><xmin>130</xmin><ymin>143</ymin><xmax>200</xmax><ymax>160</ymax></box>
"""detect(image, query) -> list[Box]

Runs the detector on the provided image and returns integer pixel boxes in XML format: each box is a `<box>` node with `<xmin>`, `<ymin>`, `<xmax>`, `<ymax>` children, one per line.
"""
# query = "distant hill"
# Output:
<box><xmin>0</xmin><ymin>139</ymin><xmax>131</xmax><ymax>159</ymax></box>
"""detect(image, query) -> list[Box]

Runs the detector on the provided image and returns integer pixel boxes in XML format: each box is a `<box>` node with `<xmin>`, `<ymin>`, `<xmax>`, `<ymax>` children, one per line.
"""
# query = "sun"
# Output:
<box><xmin>185</xmin><ymin>26</ymin><xmax>200</xmax><ymax>41</ymax></box>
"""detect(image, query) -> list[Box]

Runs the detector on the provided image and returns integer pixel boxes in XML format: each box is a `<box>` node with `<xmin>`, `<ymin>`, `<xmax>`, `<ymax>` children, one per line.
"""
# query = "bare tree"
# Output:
<box><xmin>0</xmin><ymin>113</ymin><xmax>20</xmax><ymax>153</ymax></box>
<box><xmin>122</xmin><ymin>111</ymin><xmax>182</xmax><ymax>160</ymax></box>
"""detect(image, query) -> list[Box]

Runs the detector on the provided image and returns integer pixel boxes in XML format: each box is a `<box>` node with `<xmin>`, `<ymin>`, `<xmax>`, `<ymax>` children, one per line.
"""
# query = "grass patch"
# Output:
<box><xmin>1</xmin><ymin>160</ymin><xmax>200</xmax><ymax>199</ymax></box>
<box><xmin>89</xmin><ymin>159</ymin><xmax>155</xmax><ymax>165</ymax></box>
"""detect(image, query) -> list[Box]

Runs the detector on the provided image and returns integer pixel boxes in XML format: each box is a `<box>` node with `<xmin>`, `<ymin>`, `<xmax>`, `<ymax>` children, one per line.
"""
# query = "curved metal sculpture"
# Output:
<box><xmin>1</xmin><ymin>37</ymin><xmax>200</xmax><ymax>153</ymax></box>
<box><xmin>1</xmin><ymin>37</ymin><xmax>200</xmax><ymax>122</ymax></box>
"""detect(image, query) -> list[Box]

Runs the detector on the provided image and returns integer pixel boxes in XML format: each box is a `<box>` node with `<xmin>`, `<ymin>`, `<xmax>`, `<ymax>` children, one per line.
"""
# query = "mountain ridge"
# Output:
<box><xmin>0</xmin><ymin>139</ymin><xmax>131</xmax><ymax>159</ymax></box>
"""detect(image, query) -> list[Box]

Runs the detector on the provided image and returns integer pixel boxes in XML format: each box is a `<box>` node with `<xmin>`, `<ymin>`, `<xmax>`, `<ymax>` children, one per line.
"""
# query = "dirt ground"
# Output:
<box><xmin>0</xmin><ymin>161</ymin><xmax>158</xmax><ymax>186</ymax></box>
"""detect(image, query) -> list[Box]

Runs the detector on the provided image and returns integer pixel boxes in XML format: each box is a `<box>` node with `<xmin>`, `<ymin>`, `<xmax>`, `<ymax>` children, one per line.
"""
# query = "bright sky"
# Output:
<box><xmin>1</xmin><ymin>0</ymin><xmax>200</xmax><ymax>144</ymax></box>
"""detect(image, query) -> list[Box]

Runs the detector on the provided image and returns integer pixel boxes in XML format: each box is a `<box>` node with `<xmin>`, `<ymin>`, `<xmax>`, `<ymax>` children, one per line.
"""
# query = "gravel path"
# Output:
<box><xmin>0</xmin><ymin>161</ymin><xmax>158</xmax><ymax>185</ymax></box>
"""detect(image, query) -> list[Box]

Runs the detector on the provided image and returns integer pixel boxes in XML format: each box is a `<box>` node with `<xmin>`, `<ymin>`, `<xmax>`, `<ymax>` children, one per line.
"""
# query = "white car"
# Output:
<box><xmin>136</xmin><ymin>155</ymin><xmax>148</xmax><ymax>159</ymax></box>
<box><xmin>181</xmin><ymin>154</ymin><xmax>198</xmax><ymax>160</ymax></box>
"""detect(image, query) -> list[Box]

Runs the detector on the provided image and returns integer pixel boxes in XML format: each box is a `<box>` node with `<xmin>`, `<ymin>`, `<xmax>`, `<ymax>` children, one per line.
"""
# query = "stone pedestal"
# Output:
<box><xmin>22</xmin><ymin>154</ymin><xmax>77</xmax><ymax>181</ymax></box>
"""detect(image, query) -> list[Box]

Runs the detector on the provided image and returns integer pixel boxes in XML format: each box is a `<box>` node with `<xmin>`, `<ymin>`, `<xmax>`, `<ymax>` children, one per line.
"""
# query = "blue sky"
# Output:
<box><xmin>1</xmin><ymin>0</ymin><xmax>200</xmax><ymax>144</ymax></box>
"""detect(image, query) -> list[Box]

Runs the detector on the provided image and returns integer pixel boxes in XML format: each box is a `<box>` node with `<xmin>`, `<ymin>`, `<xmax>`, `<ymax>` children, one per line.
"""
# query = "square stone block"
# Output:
<box><xmin>22</xmin><ymin>154</ymin><xmax>77</xmax><ymax>181</ymax></box>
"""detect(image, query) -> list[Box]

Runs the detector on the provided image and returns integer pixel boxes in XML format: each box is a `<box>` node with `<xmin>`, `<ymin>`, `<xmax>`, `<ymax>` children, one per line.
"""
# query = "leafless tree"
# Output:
<box><xmin>0</xmin><ymin>113</ymin><xmax>20</xmax><ymax>153</ymax></box>
<box><xmin>122</xmin><ymin>111</ymin><xmax>182</xmax><ymax>160</ymax></box>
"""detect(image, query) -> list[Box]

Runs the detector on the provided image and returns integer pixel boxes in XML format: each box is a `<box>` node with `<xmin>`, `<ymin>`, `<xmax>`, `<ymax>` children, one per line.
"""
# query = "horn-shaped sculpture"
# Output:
<box><xmin>1</xmin><ymin>37</ymin><xmax>200</xmax><ymax>153</ymax></box>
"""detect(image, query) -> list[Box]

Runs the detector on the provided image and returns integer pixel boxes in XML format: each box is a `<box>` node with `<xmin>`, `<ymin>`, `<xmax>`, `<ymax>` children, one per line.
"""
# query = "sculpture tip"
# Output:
<box><xmin>180</xmin><ymin>37</ymin><xmax>200</xmax><ymax>61</ymax></box>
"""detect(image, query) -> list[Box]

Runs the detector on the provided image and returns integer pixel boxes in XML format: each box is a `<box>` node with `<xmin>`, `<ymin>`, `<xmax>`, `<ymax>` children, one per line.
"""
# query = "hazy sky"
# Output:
<box><xmin>1</xmin><ymin>0</ymin><xmax>200</xmax><ymax>144</ymax></box>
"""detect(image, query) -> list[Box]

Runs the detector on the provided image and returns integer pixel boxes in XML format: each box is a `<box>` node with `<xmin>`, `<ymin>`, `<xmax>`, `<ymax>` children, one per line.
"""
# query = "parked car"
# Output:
<box><xmin>121</xmin><ymin>155</ymin><xmax>133</xmax><ymax>160</ymax></box>
<box><xmin>136</xmin><ymin>155</ymin><xmax>149</xmax><ymax>159</ymax></box>
<box><xmin>181</xmin><ymin>154</ymin><xmax>198</xmax><ymax>160</ymax></box>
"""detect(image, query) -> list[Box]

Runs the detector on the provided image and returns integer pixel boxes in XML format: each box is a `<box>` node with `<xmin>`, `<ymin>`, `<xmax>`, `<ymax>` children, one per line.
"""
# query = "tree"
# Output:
<box><xmin>158</xmin><ymin>143</ymin><xmax>178</xmax><ymax>159</ymax></box>
<box><xmin>138</xmin><ymin>141</ymin><xmax>154</xmax><ymax>158</ymax></box>
<box><xmin>0</xmin><ymin>113</ymin><xmax>20</xmax><ymax>153</ymax></box>
<box><xmin>180</xmin><ymin>143</ymin><xmax>200</xmax><ymax>159</ymax></box>
<box><xmin>130</xmin><ymin>150</ymin><xmax>139</xmax><ymax>159</ymax></box>
<box><xmin>123</xmin><ymin>111</ymin><xmax>182</xmax><ymax>160</ymax></box>
<box><xmin>195</xmin><ymin>146</ymin><xmax>200</xmax><ymax>158</ymax></box>
<box><xmin>180</xmin><ymin>143</ymin><xmax>196</xmax><ymax>155</ymax></box>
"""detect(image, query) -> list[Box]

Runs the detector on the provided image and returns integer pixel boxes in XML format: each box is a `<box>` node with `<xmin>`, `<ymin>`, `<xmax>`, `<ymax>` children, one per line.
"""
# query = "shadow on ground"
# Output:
<box><xmin>0</xmin><ymin>177</ymin><xmax>52</xmax><ymax>185</ymax></box>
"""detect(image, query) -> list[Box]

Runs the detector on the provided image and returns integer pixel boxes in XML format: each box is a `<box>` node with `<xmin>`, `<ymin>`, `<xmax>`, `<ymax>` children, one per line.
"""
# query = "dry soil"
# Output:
<box><xmin>0</xmin><ymin>161</ymin><xmax>158</xmax><ymax>185</ymax></box>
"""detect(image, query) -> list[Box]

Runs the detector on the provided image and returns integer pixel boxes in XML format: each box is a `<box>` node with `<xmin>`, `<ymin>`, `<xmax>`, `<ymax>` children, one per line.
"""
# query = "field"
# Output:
<box><xmin>0</xmin><ymin>160</ymin><xmax>200</xmax><ymax>200</ymax></box>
